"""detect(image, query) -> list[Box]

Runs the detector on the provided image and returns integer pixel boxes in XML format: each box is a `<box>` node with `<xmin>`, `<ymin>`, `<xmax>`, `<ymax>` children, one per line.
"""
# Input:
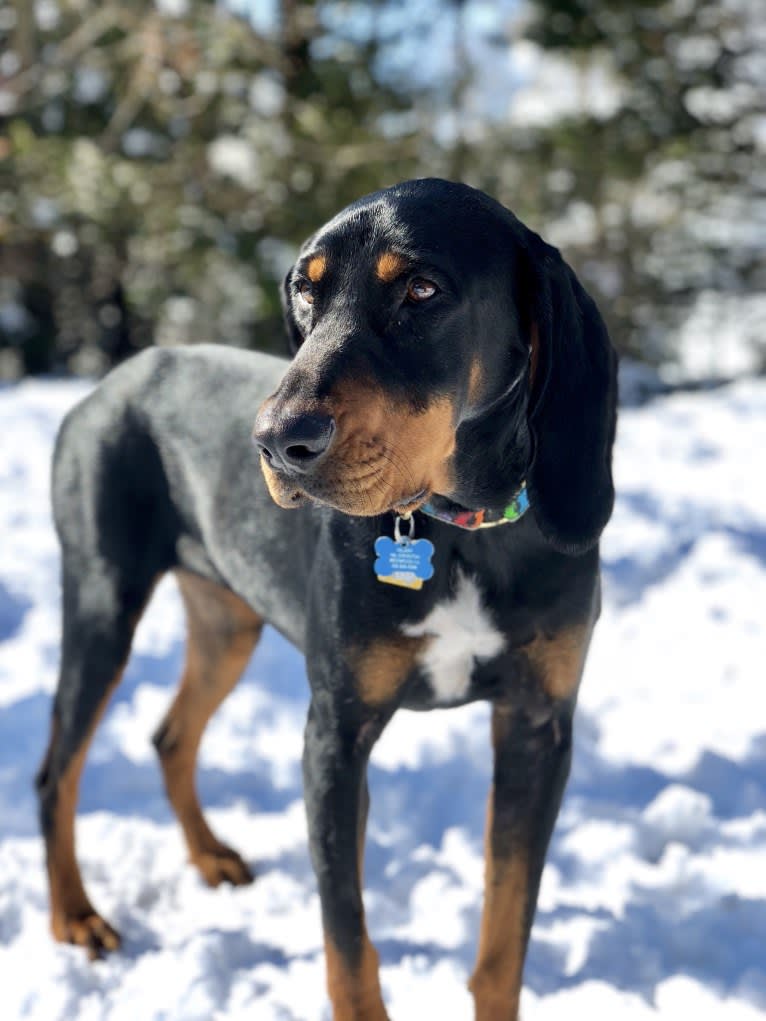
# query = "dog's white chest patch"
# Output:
<box><xmin>402</xmin><ymin>572</ymin><xmax>505</xmax><ymax>702</ymax></box>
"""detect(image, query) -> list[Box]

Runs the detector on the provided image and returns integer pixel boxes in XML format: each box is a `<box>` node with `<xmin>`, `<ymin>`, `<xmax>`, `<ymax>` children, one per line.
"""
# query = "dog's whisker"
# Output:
<box><xmin>378</xmin><ymin>447</ymin><xmax>418</xmax><ymax>498</ymax></box>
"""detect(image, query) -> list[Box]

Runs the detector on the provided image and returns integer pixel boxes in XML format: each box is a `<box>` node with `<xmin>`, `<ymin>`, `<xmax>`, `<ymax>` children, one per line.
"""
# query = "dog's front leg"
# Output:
<box><xmin>303</xmin><ymin>695</ymin><xmax>390</xmax><ymax>1021</ymax></box>
<box><xmin>469</xmin><ymin>703</ymin><xmax>573</xmax><ymax>1021</ymax></box>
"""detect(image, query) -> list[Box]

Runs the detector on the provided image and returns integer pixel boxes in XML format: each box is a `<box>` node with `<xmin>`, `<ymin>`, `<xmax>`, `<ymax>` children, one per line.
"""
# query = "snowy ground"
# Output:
<box><xmin>0</xmin><ymin>373</ymin><xmax>764</xmax><ymax>1020</ymax></box>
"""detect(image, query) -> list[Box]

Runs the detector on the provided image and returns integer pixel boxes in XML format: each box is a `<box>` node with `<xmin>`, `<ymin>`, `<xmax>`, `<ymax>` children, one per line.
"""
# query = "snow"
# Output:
<box><xmin>666</xmin><ymin>291</ymin><xmax>766</xmax><ymax>383</ymax></box>
<box><xmin>1</xmin><ymin>374</ymin><xmax>765</xmax><ymax>1019</ymax></box>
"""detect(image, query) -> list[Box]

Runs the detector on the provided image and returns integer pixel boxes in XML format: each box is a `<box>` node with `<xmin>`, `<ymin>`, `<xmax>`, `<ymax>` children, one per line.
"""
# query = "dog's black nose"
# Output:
<box><xmin>253</xmin><ymin>411</ymin><xmax>335</xmax><ymax>472</ymax></box>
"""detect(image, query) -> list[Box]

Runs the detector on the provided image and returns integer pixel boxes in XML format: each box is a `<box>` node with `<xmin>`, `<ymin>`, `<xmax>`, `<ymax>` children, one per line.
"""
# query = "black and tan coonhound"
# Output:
<box><xmin>37</xmin><ymin>178</ymin><xmax>617</xmax><ymax>1020</ymax></box>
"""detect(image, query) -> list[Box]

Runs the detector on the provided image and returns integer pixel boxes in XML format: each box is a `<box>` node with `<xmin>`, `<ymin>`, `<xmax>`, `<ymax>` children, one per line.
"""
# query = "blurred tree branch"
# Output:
<box><xmin>12</xmin><ymin>0</ymin><xmax>36</xmax><ymax>69</ymax></box>
<box><xmin>101</xmin><ymin>14</ymin><xmax>164</xmax><ymax>151</ymax></box>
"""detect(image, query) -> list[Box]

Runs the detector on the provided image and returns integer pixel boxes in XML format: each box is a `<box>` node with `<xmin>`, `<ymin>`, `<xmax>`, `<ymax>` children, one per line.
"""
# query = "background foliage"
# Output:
<box><xmin>0</xmin><ymin>0</ymin><xmax>764</xmax><ymax>380</ymax></box>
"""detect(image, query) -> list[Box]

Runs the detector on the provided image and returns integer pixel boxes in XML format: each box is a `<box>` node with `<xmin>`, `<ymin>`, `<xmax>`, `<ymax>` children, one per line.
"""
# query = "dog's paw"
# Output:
<box><xmin>192</xmin><ymin>845</ymin><xmax>254</xmax><ymax>887</ymax></box>
<box><xmin>52</xmin><ymin>910</ymin><xmax>121</xmax><ymax>960</ymax></box>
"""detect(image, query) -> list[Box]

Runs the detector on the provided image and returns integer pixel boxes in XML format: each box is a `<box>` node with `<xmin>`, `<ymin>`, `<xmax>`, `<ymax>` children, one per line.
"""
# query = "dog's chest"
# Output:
<box><xmin>402</xmin><ymin>572</ymin><xmax>505</xmax><ymax>702</ymax></box>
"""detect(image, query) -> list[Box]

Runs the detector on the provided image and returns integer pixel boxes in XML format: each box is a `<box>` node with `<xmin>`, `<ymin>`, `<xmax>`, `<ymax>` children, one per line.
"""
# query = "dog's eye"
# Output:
<box><xmin>297</xmin><ymin>280</ymin><xmax>314</xmax><ymax>305</ymax></box>
<box><xmin>406</xmin><ymin>277</ymin><xmax>438</xmax><ymax>302</ymax></box>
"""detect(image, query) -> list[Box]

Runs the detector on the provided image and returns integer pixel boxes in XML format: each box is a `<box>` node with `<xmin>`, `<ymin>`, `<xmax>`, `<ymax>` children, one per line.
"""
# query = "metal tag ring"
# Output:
<box><xmin>394</xmin><ymin>514</ymin><xmax>415</xmax><ymax>543</ymax></box>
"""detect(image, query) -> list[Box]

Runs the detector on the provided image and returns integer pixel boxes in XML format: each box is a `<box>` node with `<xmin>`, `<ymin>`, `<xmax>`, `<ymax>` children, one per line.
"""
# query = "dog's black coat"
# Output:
<box><xmin>38</xmin><ymin>179</ymin><xmax>617</xmax><ymax>1019</ymax></box>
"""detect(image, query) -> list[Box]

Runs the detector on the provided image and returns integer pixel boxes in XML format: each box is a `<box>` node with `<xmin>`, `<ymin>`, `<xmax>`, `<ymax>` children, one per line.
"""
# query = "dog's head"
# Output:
<box><xmin>253</xmin><ymin>179</ymin><xmax>617</xmax><ymax>553</ymax></box>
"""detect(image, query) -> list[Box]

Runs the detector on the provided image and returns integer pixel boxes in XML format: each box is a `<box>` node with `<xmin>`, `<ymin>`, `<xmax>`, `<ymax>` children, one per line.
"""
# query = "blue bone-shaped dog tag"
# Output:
<box><xmin>374</xmin><ymin>535</ymin><xmax>435</xmax><ymax>590</ymax></box>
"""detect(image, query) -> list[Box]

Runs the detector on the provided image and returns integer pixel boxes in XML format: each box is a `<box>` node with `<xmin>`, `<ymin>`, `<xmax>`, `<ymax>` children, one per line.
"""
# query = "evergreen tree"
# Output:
<box><xmin>1</xmin><ymin>0</ymin><xmax>762</xmax><ymax>379</ymax></box>
<box><xmin>0</xmin><ymin>0</ymin><xmax>421</xmax><ymax>375</ymax></box>
<box><xmin>474</xmin><ymin>0</ymin><xmax>766</xmax><ymax>373</ymax></box>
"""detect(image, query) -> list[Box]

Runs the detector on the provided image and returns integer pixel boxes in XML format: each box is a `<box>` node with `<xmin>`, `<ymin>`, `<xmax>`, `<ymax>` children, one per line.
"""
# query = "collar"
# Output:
<box><xmin>420</xmin><ymin>482</ymin><xmax>530</xmax><ymax>531</ymax></box>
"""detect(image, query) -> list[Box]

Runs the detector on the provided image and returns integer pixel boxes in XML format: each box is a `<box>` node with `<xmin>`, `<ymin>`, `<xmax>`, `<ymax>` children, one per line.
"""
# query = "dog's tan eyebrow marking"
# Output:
<box><xmin>306</xmin><ymin>254</ymin><xmax>327</xmax><ymax>283</ymax></box>
<box><xmin>375</xmin><ymin>251</ymin><xmax>409</xmax><ymax>283</ymax></box>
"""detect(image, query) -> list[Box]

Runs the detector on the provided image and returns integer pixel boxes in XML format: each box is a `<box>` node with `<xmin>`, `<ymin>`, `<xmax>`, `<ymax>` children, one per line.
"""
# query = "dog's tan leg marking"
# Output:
<box><xmin>154</xmin><ymin>570</ymin><xmax>263</xmax><ymax>886</ymax></box>
<box><xmin>325</xmin><ymin>933</ymin><xmax>390</xmax><ymax>1021</ymax></box>
<box><xmin>42</xmin><ymin>581</ymin><xmax>160</xmax><ymax>958</ymax></box>
<box><xmin>44</xmin><ymin>713</ymin><xmax>123</xmax><ymax>958</ymax></box>
<box><xmin>320</xmin><ymin>746</ymin><xmax>388</xmax><ymax>1020</ymax></box>
<box><xmin>469</xmin><ymin>706</ymin><xmax>528</xmax><ymax>1021</ymax></box>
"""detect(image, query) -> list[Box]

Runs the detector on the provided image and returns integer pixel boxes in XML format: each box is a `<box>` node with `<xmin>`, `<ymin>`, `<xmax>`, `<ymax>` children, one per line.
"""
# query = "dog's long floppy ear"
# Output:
<box><xmin>281</xmin><ymin>268</ymin><xmax>304</xmax><ymax>357</ymax></box>
<box><xmin>522</xmin><ymin>234</ymin><xmax>618</xmax><ymax>554</ymax></box>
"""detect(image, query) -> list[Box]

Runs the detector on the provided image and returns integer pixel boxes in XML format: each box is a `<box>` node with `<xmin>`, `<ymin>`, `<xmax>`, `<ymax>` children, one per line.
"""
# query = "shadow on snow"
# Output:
<box><xmin>1</xmin><ymin>594</ymin><xmax>763</xmax><ymax>1008</ymax></box>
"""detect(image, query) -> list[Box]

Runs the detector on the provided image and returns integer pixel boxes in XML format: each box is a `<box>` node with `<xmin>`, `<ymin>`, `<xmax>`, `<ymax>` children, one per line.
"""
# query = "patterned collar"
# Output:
<box><xmin>420</xmin><ymin>482</ymin><xmax>530</xmax><ymax>531</ymax></box>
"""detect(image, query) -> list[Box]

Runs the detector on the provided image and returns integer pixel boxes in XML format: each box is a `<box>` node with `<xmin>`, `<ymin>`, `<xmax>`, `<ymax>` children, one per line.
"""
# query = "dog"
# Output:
<box><xmin>37</xmin><ymin>178</ymin><xmax>617</xmax><ymax>1020</ymax></box>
